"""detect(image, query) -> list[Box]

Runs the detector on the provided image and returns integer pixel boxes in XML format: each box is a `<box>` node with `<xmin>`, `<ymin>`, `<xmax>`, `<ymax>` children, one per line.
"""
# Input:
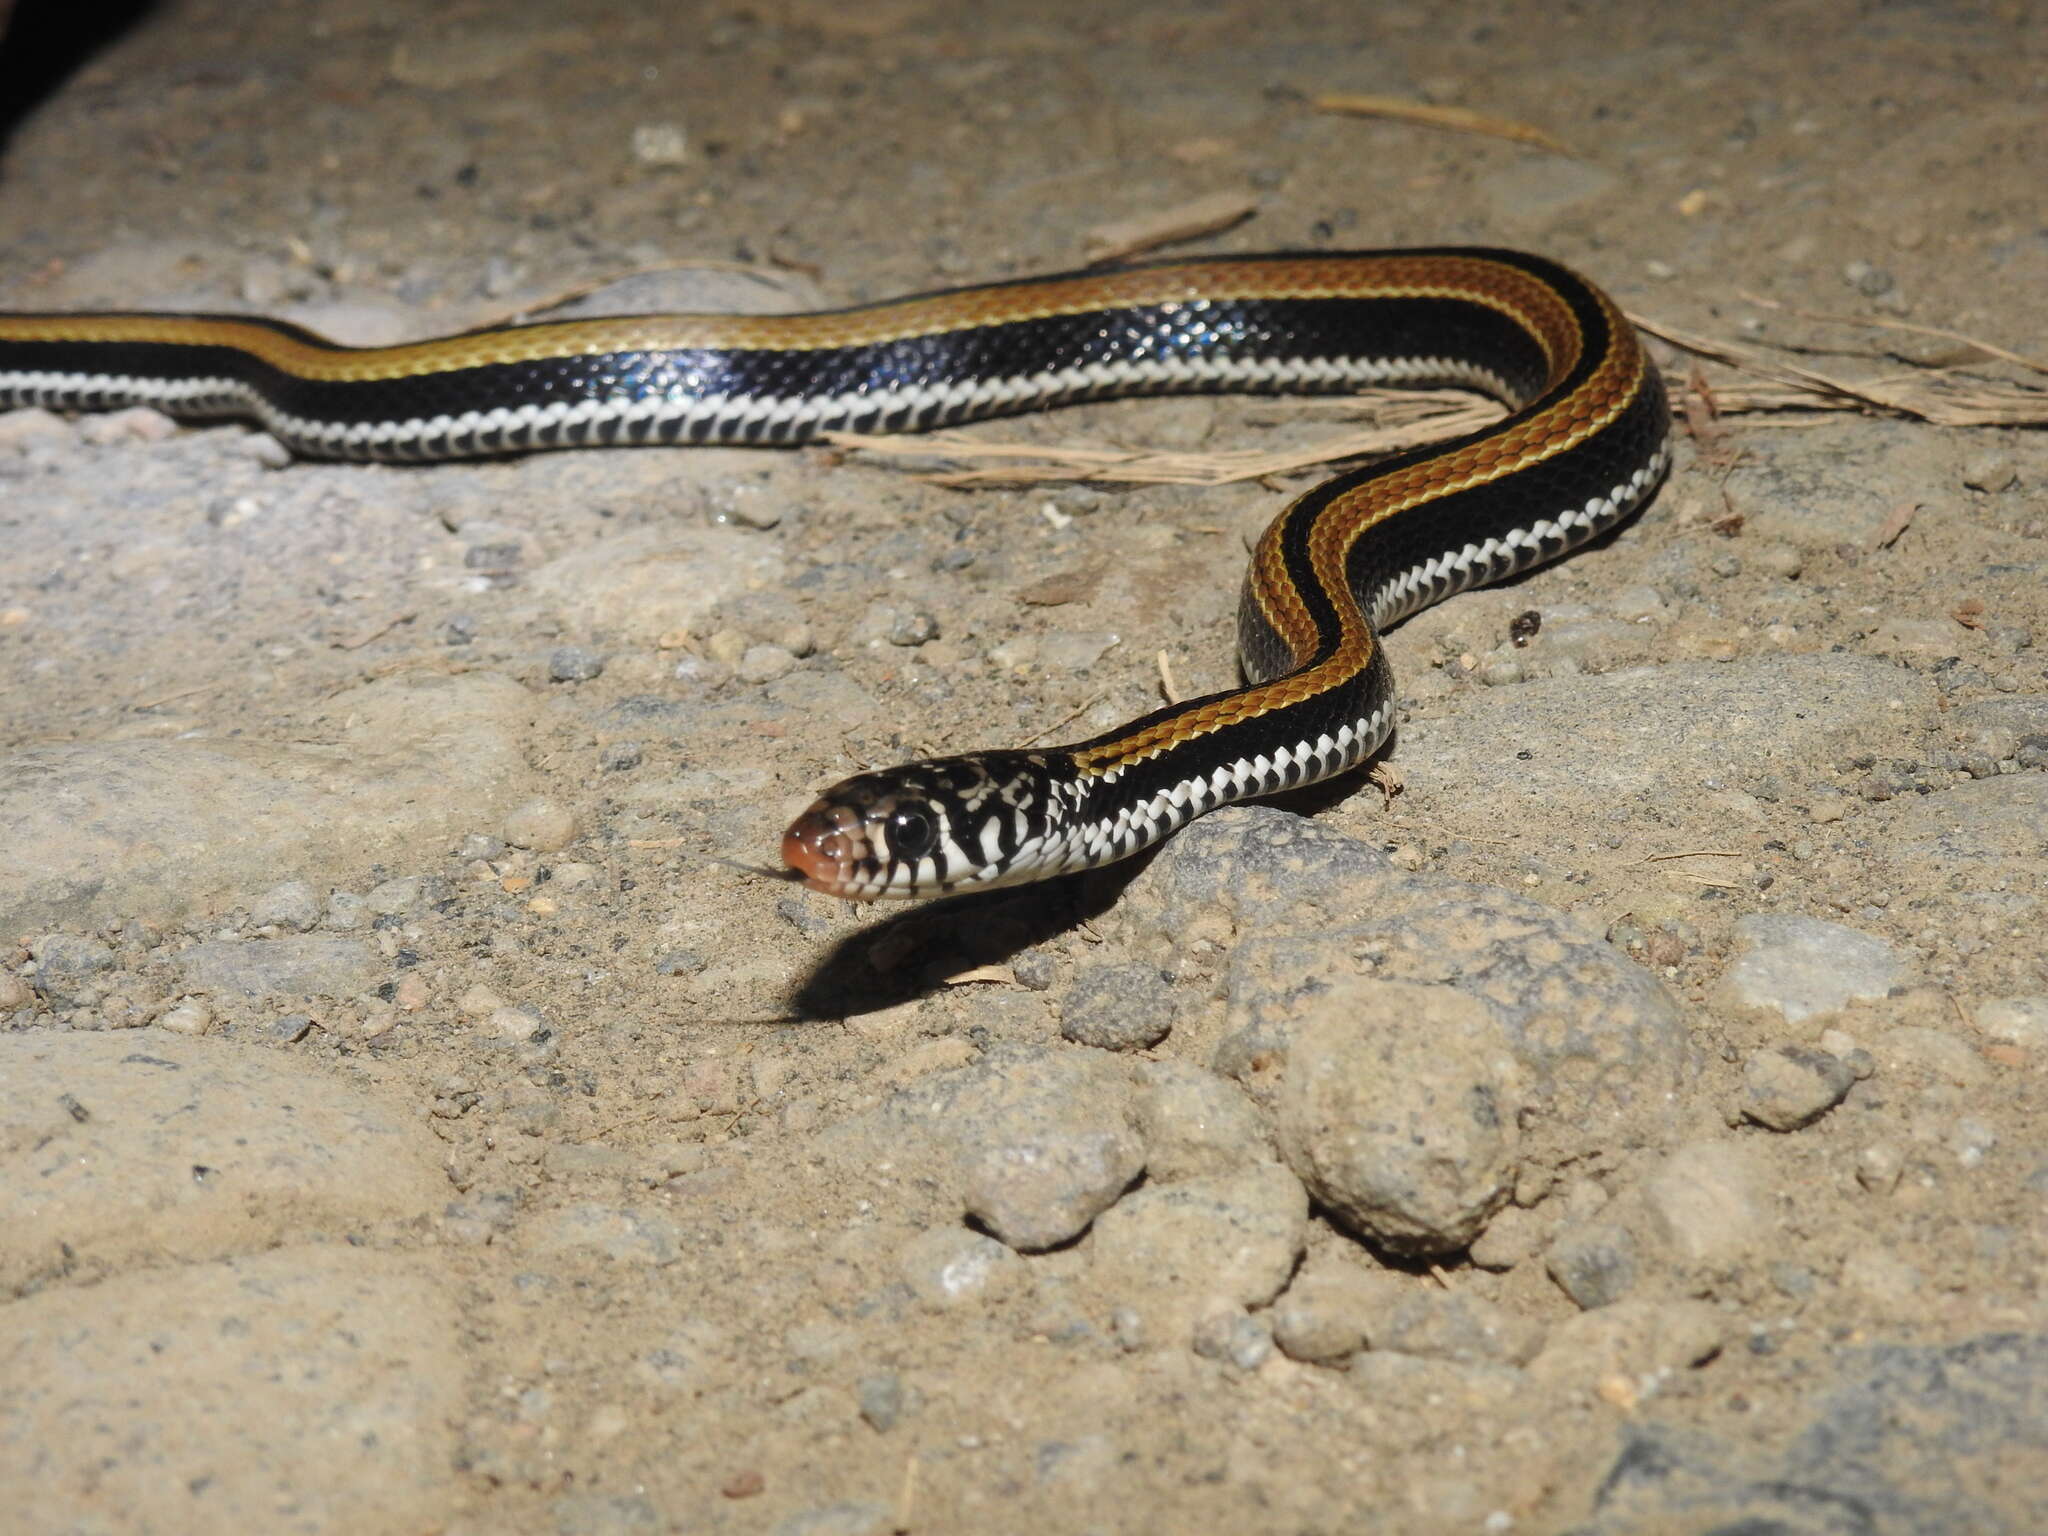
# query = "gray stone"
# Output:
<box><xmin>177</xmin><ymin>934</ymin><xmax>383</xmax><ymax>1000</ymax></box>
<box><xmin>248</xmin><ymin>879</ymin><xmax>321</xmax><ymax>931</ymax></box>
<box><xmin>1742</xmin><ymin>1044</ymin><xmax>1857</xmax><ymax>1130</ymax></box>
<box><xmin>1060</xmin><ymin>962</ymin><xmax>1177</xmax><ymax>1052</ymax></box>
<box><xmin>1718</xmin><ymin>914</ymin><xmax>1906</xmax><ymax>1025</ymax></box>
<box><xmin>1547</xmin><ymin>1221</ymin><xmax>1642</xmax><ymax>1309</ymax></box>
<box><xmin>856</xmin><ymin>1373</ymin><xmax>904</xmax><ymax>1432</ymax></box>
<box><xmin>547</xmin><ymin>644</ymin><xmax>606</xmax><ymax>681</ymax></box>
<box><xmin>28</xmin><ymin>933</ymin><xmax>116</xmax><ymax>1007</ymax></box>
<box><xmin>1219</xmin><ymin>871</ymin><xmax>1691</xmax><ymax>1142</ymax></box>
<box><xmin>1570</xmin><ymin>1334</ymin><xmax>2048</xmax><ymax>1534</ymax></box>
<box><xmin>893</xmin><ymin>1046</ymin><xmax>1145</xmax><ymax>1252</ymax></box>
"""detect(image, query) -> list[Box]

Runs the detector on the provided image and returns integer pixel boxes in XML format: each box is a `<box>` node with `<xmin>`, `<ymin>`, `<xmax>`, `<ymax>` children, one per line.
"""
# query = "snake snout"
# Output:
<box><xmin>781</xmin><ymin>803</ymin><xmax>863</xmax><ymax>897</ymax></box>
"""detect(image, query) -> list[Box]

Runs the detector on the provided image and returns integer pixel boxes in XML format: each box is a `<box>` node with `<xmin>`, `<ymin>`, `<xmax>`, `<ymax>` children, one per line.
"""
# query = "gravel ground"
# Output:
<box><xmin>2</xmin><ymin>2</ymin><xmax>2046</xmax><ymax>1533</ymax></box>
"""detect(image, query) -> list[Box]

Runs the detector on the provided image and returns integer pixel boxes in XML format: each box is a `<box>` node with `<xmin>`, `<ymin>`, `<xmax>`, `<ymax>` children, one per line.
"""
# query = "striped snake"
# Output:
<box><xmin>0</xmin><ymin>249</ymin><xmax>1670</xmax><ymax>899</ymax></box>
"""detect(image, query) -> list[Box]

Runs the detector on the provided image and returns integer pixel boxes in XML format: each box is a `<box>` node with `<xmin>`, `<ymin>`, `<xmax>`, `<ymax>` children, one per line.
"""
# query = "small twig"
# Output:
<box><xmin>1157</xmin><ymin>650</ymin><xmax>1182</xmax><ymax>704</ymax></box>
<box><xmin>330</xmin><ymin>611</ymin><xmax>417</xmax><ymax>650</ymax></box>
<box><xmin>1643</xmin><ymin>849</ymin><xmax>1746</xmax><ymax>863</ymax></box>
<box><xmin>1312</xmin><ymin>92</ymin><xmax>1574</xmax><ymax>157</ymax></box>
<box><xmin>131</xmin><ymin>681</ymin><xmax>218</xmax><ymax>712</ymax></box>
<box><xmin>1083</xmin><ymin>191</ymin><xmax>1258</xmax><ymax>264</ymax></box>
<box><xmin>1020</xmin><ymin>693</ymin><xmax>1105</xmax><ymax>748</ymax></box>
<box><xmin>1734</xmin><ymin>289</ymin><xmax>2048</xmax><ymax>377</ymax></box>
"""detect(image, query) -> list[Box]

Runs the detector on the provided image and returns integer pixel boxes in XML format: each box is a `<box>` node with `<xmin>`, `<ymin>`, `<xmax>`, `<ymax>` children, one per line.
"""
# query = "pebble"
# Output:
<box><xmin>364</xmin><ymin>875</ymin><xmax>431</xmax><ymax>915</ymax></box>
<box><xmin>156</xmin><ymin>997</ymin><xmax>215</xmax><ymax>1036</ymax></box>
<box><xmin>1640</xmin><ymin>1140</ymin><xmax>1767</xmax><ymax>1265</ymax></box>
<box><xmin>1130</xmin><ymin>1061</ymin><xmax>1271</xmax><ymax>1181</ymax></box>
<box><xmin>1087</xmin><ymin>1163</ymin><xmax>1308</xmax><ymax>1347</ymax></box>
<box><xmin>1975</xmin><ymin>996</ymin><xmax>2048</xmax><ymax>1049</ymax></box>
<box><xmin>1546</xmin><ymin>1221</ymin><xmax>1641</xmax><ymax>1309</ymax></box>
<box><xmin>736</xmin><ymin>643</ymin><xmax>798</xmax><ymax>683</ymax></box>
<box><xmin>1373</xmin><ymin>1289</ymin><xmax>1544</xmax><ymax>1366</ymax></box>
<box><xmin>914</xmin><ymin>1047</ymin><xmax>1146</xmax><ymax>1252</ymax></box>
<box><xmin>1754</xmin><ymin>542</ymin><xmax>1805</xmax><ymax>578</ymax></box>
<box><xmin>1740</xmin><ymin>1044</ymin><xmax>1857</xmax><ymax>1130</ymax></box>
<box><xmin>1949</xmin><ymin>1116</ymin><xmax>1997</xmax><ymax>1168</ymax></box>
<box><xmin>1059</xmin><ymin>962</ymin><xmax>1177</xmax><ymax>1051</ymax></box>
<box><xmin>1467</xmin><ymin>1204</ymin><xmax>1548</xmax><ymax>1272</ymax></box>
<box><xmin>1716</xmin><ymin>914</ymin><xmax>1905</xmax><ymax>1025</ymax></box>
<box><xmin>486</xmin><ymin>1004</ymin><xmax>546</xmax><ymax>1043</ymax></box>
<box><xmin>1527</xmin><ymin>1298</ymin><xmax>1726</xmax><ymax>1394</ymax></box>
<box><xmin>547</xmin><ymin>645</ymin><xmax>607</xmax><ymax>682</ymax></box>
<box><xmin>599</xmin><ymin>740</ymin><xmax>644</xmax><ymax>772</ymax></box>
<box><xmin>895</xmin><ymin>1228</ymin><xmax>1022</xmax><ymax>1307</ymax></box>
<box><xmin>1190</xmin><ymin>1311</ymin><xmax>1274</xmax><ymax>1370</ymax></box>
<box><xmin>1959</xmin><ymin>451</ymin><xmax>2018</xmax><ymax>493</ymax></box>
<box><xmin>0</xmin><ymin>972</ymin><xmax>32</xmax><ymax>1011</ymax></box>
<box><xmin>27</xmin><ymin>933</ymin><xmax>116</xmax><ymax>1007</ymax></box>
<box><xmin>249</xmin><ymin>879</ymin><xmax>322</xmax><ymax>931</ymax></box>
<box><xmin>1856</xmin><ymin>1143</ymin><xmax>1904</xmax><ymax>1194</ymax></box>
<box><xmin>502</xmin><ymin>797</ymin><xmax>579</xmax><ymax>852</ymax></box>
<box><xmin>1273</xmin><ymin>980</ymin><xmax>1521</xmax><ymax>1255</ymax></box>
<box><xmin>1268</xmin><ymin>1256</ymin><xmax>1401</xmax><ymax>1364</ymax></box>
<box><xmin>653</xmin><ymin>949</ymin><xmax>707</xmax><ymax>977</ymax></box>
<box><xmin>457</xmin><ymin>982</ymin><xmax>507</xmax><ymax>1016</ymax></box>
<box><xmin>856</xmin><ymin>1373</ymin><xmax>905</xmax><ymax>1432</ymax></box>
<box><xmin>323</xmin><ymin>890</ymin><xmax>369</xmax><ymax>930</ymax></box>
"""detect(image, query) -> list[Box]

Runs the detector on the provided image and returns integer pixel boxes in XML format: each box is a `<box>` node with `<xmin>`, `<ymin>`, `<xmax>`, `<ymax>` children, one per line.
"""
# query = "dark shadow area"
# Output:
<box><xmin>0</xmin><ymin>0</ymin><xmax>160</xmax><ymax>150</ymax></box>
<box><xmin>785</xmin><ymin>852</ymin><xmax>1156</xmax><ymax>1021</ymax></box>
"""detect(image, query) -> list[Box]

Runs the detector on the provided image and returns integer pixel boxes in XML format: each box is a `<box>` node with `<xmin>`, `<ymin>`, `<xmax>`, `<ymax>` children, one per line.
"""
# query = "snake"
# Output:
<box><xmin>0</xmin><ymin>248</ymin><xmax>1670</xmax><ymax>899</ymax></box>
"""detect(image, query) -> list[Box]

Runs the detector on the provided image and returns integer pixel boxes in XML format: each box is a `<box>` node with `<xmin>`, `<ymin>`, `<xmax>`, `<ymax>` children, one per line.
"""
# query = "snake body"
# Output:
<box><xmin>0</xmin><ymin>249</ymin><xmax>1670</xmax><ymax>899</ymax></box>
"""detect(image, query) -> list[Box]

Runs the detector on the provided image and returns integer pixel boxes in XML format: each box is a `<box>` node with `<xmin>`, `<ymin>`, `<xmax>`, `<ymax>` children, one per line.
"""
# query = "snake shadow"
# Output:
<box><xmin>0</xmin><ymin>0</ymin><xmax>161</xmax><ymax>147</ymax></box>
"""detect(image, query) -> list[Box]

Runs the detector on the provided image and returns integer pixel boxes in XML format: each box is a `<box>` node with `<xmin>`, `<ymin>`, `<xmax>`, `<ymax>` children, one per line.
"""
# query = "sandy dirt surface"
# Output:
<box><xmin>2</xmin><ymin>1</ymin><xmax>2046</xmax><ymax>1532</ymax></box>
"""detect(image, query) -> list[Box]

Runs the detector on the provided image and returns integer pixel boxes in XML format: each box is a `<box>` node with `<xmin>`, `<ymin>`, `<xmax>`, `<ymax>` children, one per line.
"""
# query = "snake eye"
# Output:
<box><xmin>886</xmin><ymin>807</ymin><xmax>937</xmax><ymax>861</ymax></box>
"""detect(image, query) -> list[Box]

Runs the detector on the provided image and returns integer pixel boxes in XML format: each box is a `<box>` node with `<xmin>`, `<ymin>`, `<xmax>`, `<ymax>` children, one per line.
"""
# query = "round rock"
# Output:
<box><xmin>501</xmin><ymin>798</ymin><xmax>579</xmax><ymax>852</ymax></box>
<box><xmin>1274</xmin><ymin>979</ymin><xmax>1522</xmax><ymax>1255</ymax></box>
<box><xmin>1060</xmin><ymin>963</ymin><xmax>1176</xmax><ymax>1052</ymax></box>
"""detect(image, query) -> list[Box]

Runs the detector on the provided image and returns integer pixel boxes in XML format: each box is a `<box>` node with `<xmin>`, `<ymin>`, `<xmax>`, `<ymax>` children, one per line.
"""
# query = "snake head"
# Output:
<box><xmin>781</xmin><ymin>752</ymin><xmax>1067</xmax><ymax>900</ymax></box>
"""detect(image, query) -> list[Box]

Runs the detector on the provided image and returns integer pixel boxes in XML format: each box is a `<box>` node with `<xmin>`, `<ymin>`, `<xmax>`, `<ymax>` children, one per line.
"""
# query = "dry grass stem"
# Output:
<box><xmin>1312</xmin><ymin>92</ymin><xmax>1574</xmax><ymax>156</ymax></box>
<box><xmin>1082</xmin><ymin>192</ymin><xmax>1260</xmax><ymax>264</ymax></box>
